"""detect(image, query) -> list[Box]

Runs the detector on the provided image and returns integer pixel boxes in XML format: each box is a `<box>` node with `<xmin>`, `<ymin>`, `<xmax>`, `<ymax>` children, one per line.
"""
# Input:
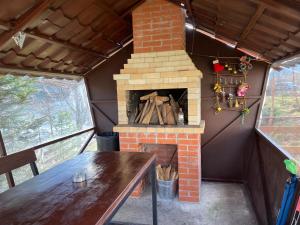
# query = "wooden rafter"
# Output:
<box><xmin>264</xmin><ymin>30</ymin><xmax>300</xmax><ymax>59</ymax></box>
<box><xmin>121</xmin><ymin>0</ymin><xmax>146</xmax><ymax>18</ymax></box>
<box><xmin>0</xmin><ymin>20</ymin><xmax>10</xmax><ymax>31</ymax></box>
<box><xmin>185</xmin><ymin>0</ymin><xmax>195</xmax><ymax>23</ymax></box>
<box><xmin>250</xmin><ymin>0</ymin><xmax>300</xmax><ymax>21</ymax></box>
<box><xmin>239</xmin><ymin>5</ymin><xmax>266</xmax><ymax>42</ymax></box>
<box><xmin>1</xmin><ymin>48</ymin><xmax>89</xmax><ymax>70</ymax></box>
<box><xmin>94</xmin><ymin>0</ymin><xmax>130</xmax><ymax>27</ymax></box>
<box><xmin>0</xmin><ymin>65</ymin><xmax>82</xmax><ymax>80</ymax></box>
<box><xmin>0</xmin><ymin>0</ymin><xmax>56</xmax><ymax>50</ymax></box>
<box><xmin>215</xmin><ymin>0</ymin><xmax>224</xmax><ymax>34</ymax></box>
<box><xmin>25</xmin><ymin>31</ymin><xmax>108</xmax><ymax>59</ymax></box>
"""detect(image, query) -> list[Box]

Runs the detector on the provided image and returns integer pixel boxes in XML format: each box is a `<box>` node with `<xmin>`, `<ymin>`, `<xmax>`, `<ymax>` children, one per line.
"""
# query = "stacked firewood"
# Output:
<box><xmin>129</xmin><ymin>91</ymin><xmax>181</xmax><ymax>125</ymax></box>
<box><xmin>156</xmin><ymin>164</ymin><xmax>178</xmax><ymax>181</ymax></box>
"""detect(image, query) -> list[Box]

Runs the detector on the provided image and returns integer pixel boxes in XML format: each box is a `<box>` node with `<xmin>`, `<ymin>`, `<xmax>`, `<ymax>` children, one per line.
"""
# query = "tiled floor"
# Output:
<box><xmin>112</xmin><ymin>182</ymin><xmax>258</xmax><ymax>225</ymax></box>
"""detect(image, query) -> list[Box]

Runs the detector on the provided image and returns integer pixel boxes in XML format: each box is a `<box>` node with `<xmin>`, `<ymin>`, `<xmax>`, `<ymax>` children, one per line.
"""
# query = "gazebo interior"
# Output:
<box><xmin>0</xmin><ymin>0</ymin><xmax>300</xmax><ymax>225</ymax></box>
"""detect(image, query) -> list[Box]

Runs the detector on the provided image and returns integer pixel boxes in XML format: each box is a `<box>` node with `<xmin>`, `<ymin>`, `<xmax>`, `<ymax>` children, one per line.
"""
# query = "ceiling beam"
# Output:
<box><xmin>121</xmin><ymin>0</ymin><xmax>146</xmax><ymax>18</ymax></box>
<box><xmin>0</xmin><ymin>0</ymin><xmax>57</xmax><ymax>50</ymax></box>
<box><xmin>239</xmin><ymin>5</ymin><xmax>266</xmax><ymax>42</ymax></box>
<box><xmin>250</xmin><ymin>0</ymin><xmax>300</xmax><ymax>21</ymax></box>
<box><xmin>0</xmin><ymin>65</ymin><xmax>82</xmax><ymax>80</ymax></box>
<box><xmin>0</xmin><ymin>20</ymin><xmax>10</xmax><ymax>31</ymax></box>
<box><xmin>185</xmin><ymin>0</ymin><xmax>195</xmax><ymax>22</ymax></box>
<box><xmin>264</xmin><ymin>29</ymin><xmax>300</xmax><ymax>58</ymax></box>
<box><xmin>25</xmin><ymin>31</ymin><xmax>108</xmax><ymax>59</ymax></box>
<box><xmin>94</xmin><ymin>0</ymin><xmax>130</xmax><ymax>27</ymax></box>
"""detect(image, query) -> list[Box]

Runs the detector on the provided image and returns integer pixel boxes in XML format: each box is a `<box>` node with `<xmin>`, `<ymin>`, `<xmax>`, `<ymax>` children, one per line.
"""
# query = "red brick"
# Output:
<box><xmin>129</xmin><ymin>143</ymin><xmax>139</xmax><ymax>149</ymax></box>
<box><xmin>178</xmin><ymin>145</ymin><xmax>187</xmax><ymax>151</ymax></box>
<box><xmin>188</xmin><ymin>134</ymin><xmax>200</xmax><ymax>139</ymax></box>
<box><xmin>157</xmin><ymin>139</ymin><xmax>167</xmax><ymax>144</ymax></box>
<box><xmin>157</xmin><ymin>133</ymin><xmax>166</xmax><ymax>139</ymax></box>
<box><xmin>178</xmin><ymin>190</ymin><xmax>189</xmax><ymax>197</ymax></box>
<box><xmin>137</xmin><ymin>133</ymin><xmax>147</xmax><ymax>138</ymax></box>
<box><xmin>148</xmin><ymin>133</ymin><xmax>157</xmax><ymax>139</ymax></box>
<box><xmin>188</xmin><ymin>168</ymin><xmax>199</xmax><ymax>175</ymax></box>
<box><xmin>178</xmin><ymin>133</ymin><xmax>187</xmax><ymax>139</ymax></box>
<box><xmin>120</xmin><ymin>143</ymin><xmax>129</xmax><ymax>149</ymax></box>
<box><xmin>120</xmin><ymin>137</ymin><xmax>137</xmax><ymax>143</ymax></box>
<box><xmin>119</xmin><ymin>133</ymin><xmax>127</xmax><ymax>138</ymax></box>
<box><xmin>178</xmin><ymin>196</ymin><xmax>199</xmax><ymax>203</ymax></box>
<box><xmin>127</xmin><ymin>133</ymin><xmax>137</xmax><ymax>138</ymax></box>
<box><xmin>139</xmin><ymin>138</ymin><xmax>156</xmax><ymax>143</ymax></box>
<box><xmin>188</xmin><ymin>191</ymin><xmax>200</xmax><ymax>197</ymax></box>
<box><xmin>188</xmin><ymin>145</ymin><xmax>200</xmax><ymax>151</ymax></box>
<box><xmin>178</xmin><ymin>151</ymin><xmax>188</xmax><ymax>157</ymax></box>
<box><xmin>178</xmin><ymin>179</ymin><xmax>188</xmax><ymax>186</ymax></box>
<box><xmin>180</xmin><ymin>173</ymin><xmax>199</xmax><ymax>179</ymax></box>
<box><xmin>178</xmin><ymin>139</ymin><xmax>199</xmax><ymax>145</ymax></box>
<box><xmin>166</xmin><ymin>133</ymin><xmax>176</xmax><ymax>139</ymax></box>
<box><xmin>180</xmin><ymin>185</ymin><xmax>198</xmax><ymax>191</ymax></box>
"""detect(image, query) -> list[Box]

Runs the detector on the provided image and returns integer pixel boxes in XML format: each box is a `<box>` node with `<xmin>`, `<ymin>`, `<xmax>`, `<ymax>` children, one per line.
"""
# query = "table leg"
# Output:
<box><xmin>151</xmin><ymin>162</ymin><xmax>158</xmax><ymax>225</ymax></box>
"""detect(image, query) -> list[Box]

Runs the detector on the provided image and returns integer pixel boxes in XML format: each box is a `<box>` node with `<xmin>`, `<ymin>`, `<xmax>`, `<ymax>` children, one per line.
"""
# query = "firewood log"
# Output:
<box><xmin>140</xmin><ymin>91</ymin><xmax>158</xmax><ymax>100</ymax></box>
<box><xmin>166</xmin><ymin>104</ymin><xmax>176</xmax><ymax>125</ymax></box>
<box><xmin>142</xmin><ymin>99</ymin><xmax>156</xmax><ymax>124</ymax></box>
<box><xmin>161</xmin><ymin>103</ymin><xmax>167</xmax><ymax>124</ymax></box>
<box><xmin>156</xmin><ymin>104</ymin><xmax>164</xmax><ymax>125</ymax></box>
<box><xmin>156</xmin><ymin>96</ymin><xmax>169</xmax><ymax>102</ymax></box>
<box><xmin>138</xmin><ymin>100</ymin><xmax>150</xmax><ymax>123</ymax></box>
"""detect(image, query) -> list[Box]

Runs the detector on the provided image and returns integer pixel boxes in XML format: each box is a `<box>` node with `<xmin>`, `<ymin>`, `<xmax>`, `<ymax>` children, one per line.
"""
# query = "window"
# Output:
<box><xmin>0</xmin><ymin>75</ymin><xmax>94</xmax><ymax>193</ymax></box>
<box><xmin>257</xmin><ymin>59</ymin><xmax>300</xmax><ymax>163</ymax></box>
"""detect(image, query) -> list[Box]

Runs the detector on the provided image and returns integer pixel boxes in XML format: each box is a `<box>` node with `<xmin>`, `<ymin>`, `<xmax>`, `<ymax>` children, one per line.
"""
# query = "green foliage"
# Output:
<box><xmin>0</xmin><ymin>75</ymin><xmax>93</xmax><ymax>192</ymax></box>
<box><xmin>0</xmin><ymin>75</ymin><xmax>36</xmax><ymax>104</ymax></box>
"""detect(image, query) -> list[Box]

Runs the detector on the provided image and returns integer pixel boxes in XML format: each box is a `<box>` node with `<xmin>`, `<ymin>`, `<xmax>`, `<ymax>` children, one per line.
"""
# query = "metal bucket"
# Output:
<box><xmin>96</xmin><ymin>132</ymin><xmax>119</xmax><ymax>152</ymax></box>
<box><xmin>157</xmin><ymin>178</ymin><xmax>178</xmax><ymax>200</ymax></box>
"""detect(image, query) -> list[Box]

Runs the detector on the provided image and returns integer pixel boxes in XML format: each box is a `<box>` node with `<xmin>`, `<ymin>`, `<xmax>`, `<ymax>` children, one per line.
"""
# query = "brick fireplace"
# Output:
<box><xmin>113</xmin><ymin>0</ymin><xmax>205</xmax><ymax>203</ymax></box>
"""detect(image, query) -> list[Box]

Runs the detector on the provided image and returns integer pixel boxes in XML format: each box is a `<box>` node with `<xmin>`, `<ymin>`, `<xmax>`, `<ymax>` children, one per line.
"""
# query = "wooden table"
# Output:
<box><xmin>0</xmin><ymin>151</ymin><xmax>157</xmax><ymax>225</ymax></box>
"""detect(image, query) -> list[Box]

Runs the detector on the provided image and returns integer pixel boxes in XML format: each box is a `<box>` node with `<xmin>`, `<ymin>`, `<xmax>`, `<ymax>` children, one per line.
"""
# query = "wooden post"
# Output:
<box><xmin>0</xmin><ymin>131</ymin><xmax>15</xmax><ymax>188</ymax></box>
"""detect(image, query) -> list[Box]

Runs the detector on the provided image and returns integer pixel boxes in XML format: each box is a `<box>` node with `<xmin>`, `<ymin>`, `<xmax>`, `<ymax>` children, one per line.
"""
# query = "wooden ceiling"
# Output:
<box><xmin>176</xmin><ymin>0</ymin><xmax>300</xmax><ymax>62</ymax></box>
<box><xmin>0</xmin><ymin>0</ymin><xmax>299</xmax><ymax>78</ymax></box>
<box><xmin>0</xmin><ymin>0</ymin><xmax>142</xmax><ymax>78</ymax></box>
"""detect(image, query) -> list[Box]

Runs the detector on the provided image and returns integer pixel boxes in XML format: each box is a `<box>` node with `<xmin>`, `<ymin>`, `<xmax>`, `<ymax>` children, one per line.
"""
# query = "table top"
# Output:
<box><xmin>0</xmin><ymin>151</ymin><xmax>155</xmax><ymax>225</ymax></box>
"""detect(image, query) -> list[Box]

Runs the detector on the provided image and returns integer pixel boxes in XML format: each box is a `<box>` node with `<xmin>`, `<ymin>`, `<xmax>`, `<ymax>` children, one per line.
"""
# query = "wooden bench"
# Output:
<box><xmin>0</xmin><ymin>150</ymin><xmax>39</xmax><ymax>188</ymax></box>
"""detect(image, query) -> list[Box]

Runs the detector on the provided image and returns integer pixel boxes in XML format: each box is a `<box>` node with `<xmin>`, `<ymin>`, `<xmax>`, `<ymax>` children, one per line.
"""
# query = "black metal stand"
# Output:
<box><xmin>151</xmin><ymin>161</ymin><xmax>158</xmax><ymax>225</ymax></box>
<box><xmin>107</xmin><ymin>160</ymin><xmax>158</xmax><ymax>225</ymax></box>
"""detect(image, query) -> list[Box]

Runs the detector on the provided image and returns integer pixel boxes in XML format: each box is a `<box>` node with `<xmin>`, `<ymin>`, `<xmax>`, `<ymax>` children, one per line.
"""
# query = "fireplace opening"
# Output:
<box><xmin>127</xmin><ymin>89</ymin><xmax>187</xmax><ymax>125</ymax></box>
<box><xmin>141</xmin><ymin>144</ymin><xmax>178</xmax><ymax>168</ymax></box>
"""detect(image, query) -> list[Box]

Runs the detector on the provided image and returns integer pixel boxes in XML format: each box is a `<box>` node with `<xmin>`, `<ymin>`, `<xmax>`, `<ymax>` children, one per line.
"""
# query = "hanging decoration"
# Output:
<box><xmin>211</xmin><ymin>55</ymin><xmax>254</xmax><ymax>124</ymax></box>
<box><xmin>212</xmin><ymin>59</ymin><xmax>224</xmax><ymax>72</ymax></box>
<box><xmin>237</xmin><ymin>83</ymin><xmax>249</xmax><ymax>97</ymax></box>
<box><xmin>12</xmin><ymin>31</ymin><xmax>26</xmax><ymax>49</ymax></box>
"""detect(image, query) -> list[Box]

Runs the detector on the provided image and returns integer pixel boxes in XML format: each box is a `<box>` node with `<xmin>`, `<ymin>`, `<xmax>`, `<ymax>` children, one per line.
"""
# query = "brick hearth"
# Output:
<box><xmin>119</xmin><ymin>132</ymin><xmax>201</xmax><ymax>202</ymax></box>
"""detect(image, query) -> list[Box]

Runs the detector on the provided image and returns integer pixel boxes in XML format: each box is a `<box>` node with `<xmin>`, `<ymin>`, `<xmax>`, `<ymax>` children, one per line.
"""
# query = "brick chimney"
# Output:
<box><xmin>113</xmin><ymin>0</ymin><xmax>205</xmax><ymax>203</ymax></box>
<box><xmin>132</xmin><ymin>0</ymin><xmax>186</xmax><ymax>53</ymax></box>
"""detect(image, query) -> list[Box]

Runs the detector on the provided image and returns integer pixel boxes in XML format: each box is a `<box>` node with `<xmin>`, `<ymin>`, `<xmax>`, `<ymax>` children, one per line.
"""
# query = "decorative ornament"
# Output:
<box><xmin>212</xmin><ymin>59</ymin><xmax>224</xmax><ymax>72</ymax></box>
<box><xmin>228</xmin><ymin>93</ymin><xmax>233</xmax><ymax>108</ymax></box>
<box><xmin>235</xmin><ymin>99</ymin><xmax>240</xmax><ymax>108</ymax></box>
<box><xmin>284</xmin><ymin>159</ymin><xmax>298</xmax><ymax>175</ymax></box>
<box><xmin>215</xmin><ymin>95</ymin><xmax>222</xmax><ymax>113</ymax></box>
<box><xmin>12</xmin><ymin>31</ymin><xmax>26</xmax><ymax>49</ymax></box>
<box><xmin>239</xmin><ymin>55</ymin><xmax>253</xmax><ymax>73</ymax></box>
<box><xmin>237</xmin><ymin>82</ymin><xmax>249</xmax><ymax>97</ymax></box>
<box><xmin>241</xmin><ymin>107</ymin><xmax>250</xmax><ymax>124</ymax></box>
<box><xmin>213</xmin><ymin>83</ymin><xmax>222</xmax><ymax>93</ymax></box>
<box><xmin>221</xmin><ymin>88</ymin><xmax>226</xmax><ymax>103</ymax></box>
